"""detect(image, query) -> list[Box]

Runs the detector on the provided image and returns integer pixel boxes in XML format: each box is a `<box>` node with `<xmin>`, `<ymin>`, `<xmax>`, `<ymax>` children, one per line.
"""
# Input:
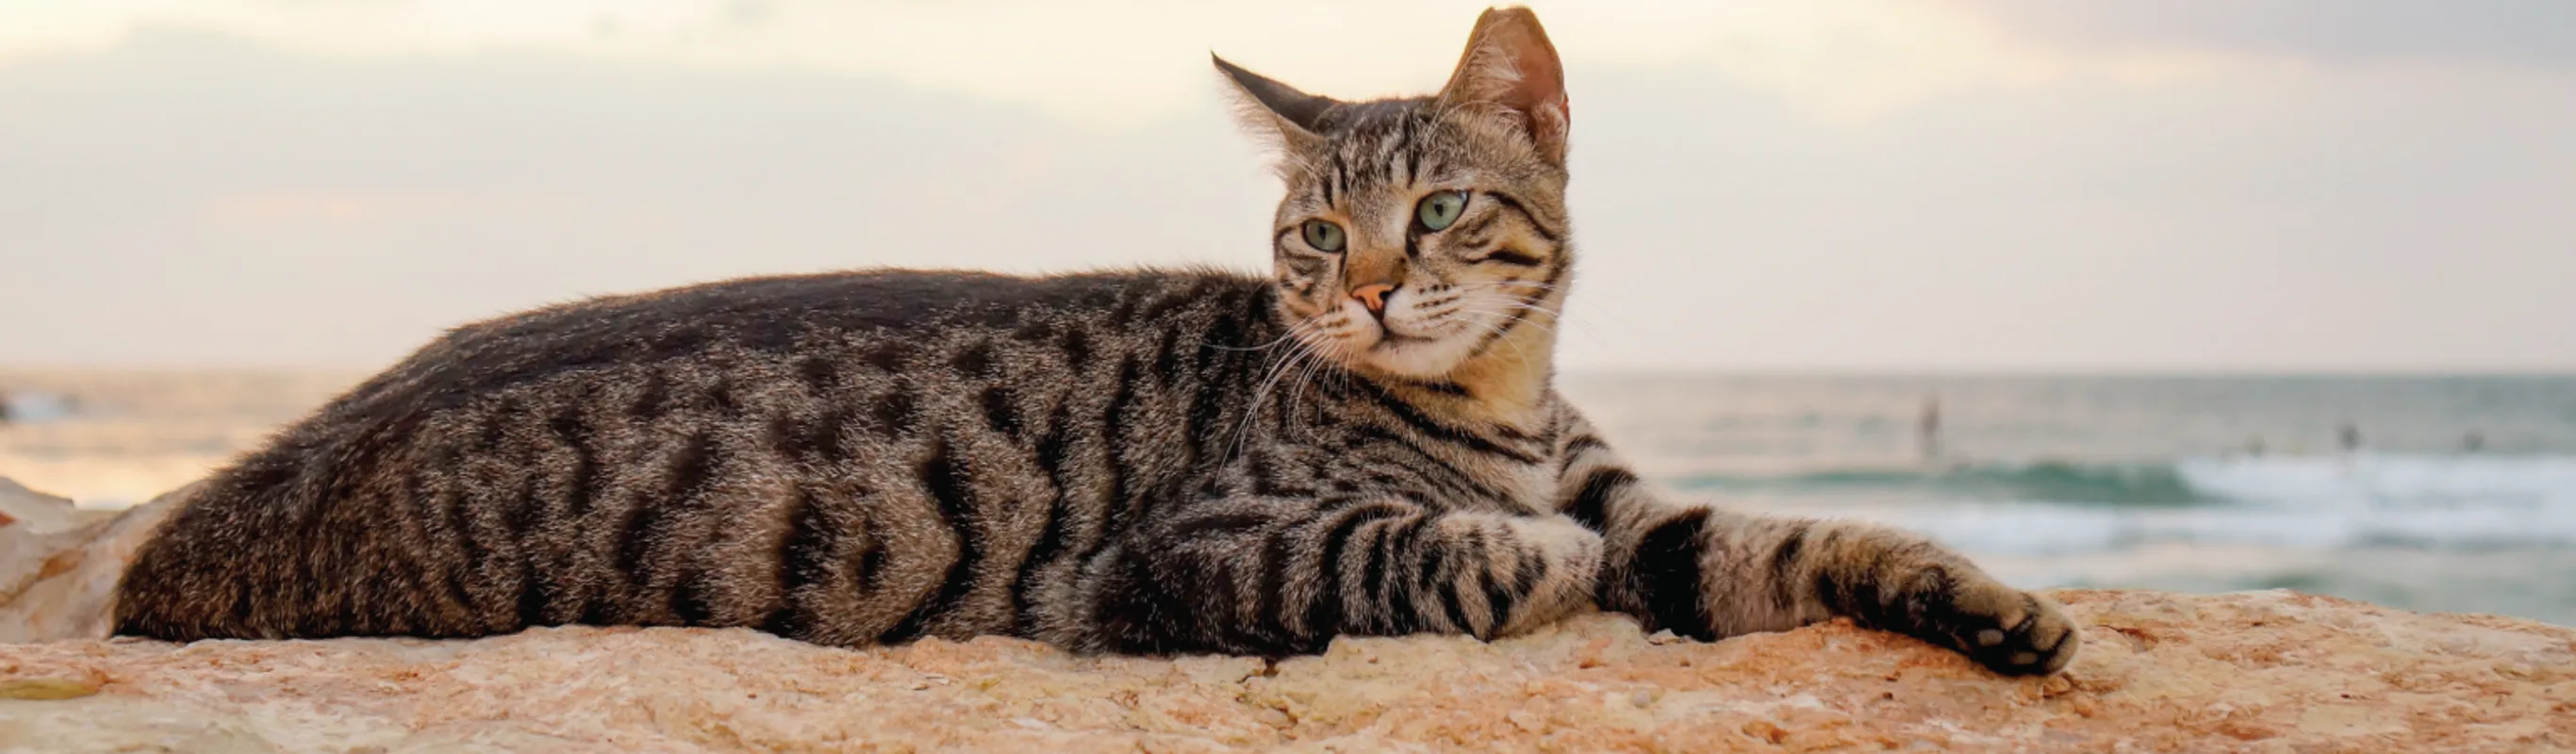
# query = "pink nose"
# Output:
<box><xmin>1350</xmin><ymin>284</ymin><xmax>1395</xmax><ymax>313</ymax></box>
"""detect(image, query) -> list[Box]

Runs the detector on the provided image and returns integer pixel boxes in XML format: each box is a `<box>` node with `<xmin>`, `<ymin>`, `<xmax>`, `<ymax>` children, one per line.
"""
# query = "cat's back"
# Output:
<box><xmin>392</xmin><ymin>269</ymin><xmax>1239</xmax><ymax>402</ymax></box>
<box><xmin>115</xmin><ymin>267</ymin><xmax>1279</xmax><ymax>644</ymax></box>
<box><xmin>274</xmin><ymin>268</ymin><xmax>1267</xmax><ymax>438</ymax></box>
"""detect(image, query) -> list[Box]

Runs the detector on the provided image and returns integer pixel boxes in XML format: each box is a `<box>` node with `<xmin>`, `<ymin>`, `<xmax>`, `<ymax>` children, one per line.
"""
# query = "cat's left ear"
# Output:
<box><xmin>1214</xmin><ymin>54</ymin><xmax>1336</xmax><ymax>152</ymax></box>
<box><xmin>1436</xmin><ymin>7</ymin><xmax>1569</xmax><ymax>164</ymax></box>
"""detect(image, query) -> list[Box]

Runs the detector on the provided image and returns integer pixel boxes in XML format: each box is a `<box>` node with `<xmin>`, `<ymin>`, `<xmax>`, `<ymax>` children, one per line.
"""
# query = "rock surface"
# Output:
<box><xmin>4</xmin><ymin>482</ymin><xmax>2573</xmax><ymax>752</ymax></box>
<box><xmin>0</xmin><ymin>481</ymin><xmax>188</xmax><ymax>644</ymax></box>
<box><xmin>0</xmin><ymin>478</ymin><xmax>127</xmax><ymax>536</ymax></box>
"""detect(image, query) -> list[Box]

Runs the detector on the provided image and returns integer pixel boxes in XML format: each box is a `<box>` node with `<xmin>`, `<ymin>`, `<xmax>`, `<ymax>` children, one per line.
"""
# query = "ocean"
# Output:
<box><xmin>6</xmin><ymin>369</ymin><xmax>2572</xmax><ymax>626</ymax></box>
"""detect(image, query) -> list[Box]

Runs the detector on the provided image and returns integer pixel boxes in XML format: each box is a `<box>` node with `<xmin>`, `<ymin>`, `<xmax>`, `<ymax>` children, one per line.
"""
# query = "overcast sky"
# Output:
<box><xmin>3</xmin><ymin>1</ymin><xmax>2571</xmax><ymax>371</ymax></box>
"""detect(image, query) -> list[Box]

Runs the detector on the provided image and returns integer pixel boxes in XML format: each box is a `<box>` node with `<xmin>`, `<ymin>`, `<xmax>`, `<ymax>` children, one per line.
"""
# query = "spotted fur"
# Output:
<box><xmin>114</xmin><ymin>7</ymin><xmax>2074</xmax><ymax>675</ymax></box>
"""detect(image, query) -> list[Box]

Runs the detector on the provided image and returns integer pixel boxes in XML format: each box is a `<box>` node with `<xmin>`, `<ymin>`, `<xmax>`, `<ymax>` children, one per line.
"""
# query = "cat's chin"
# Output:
<box><xmin>1353</xmin><ymin>334</ymin><xmax>1478</xmax><ymax>382</ymax></box>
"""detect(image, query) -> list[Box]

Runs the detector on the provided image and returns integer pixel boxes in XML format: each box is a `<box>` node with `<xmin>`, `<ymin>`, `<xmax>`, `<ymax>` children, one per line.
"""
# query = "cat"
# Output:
<box><xmin>113</xmin><ymin>7</ymin><xmax>2076</xmax><ymax>676</ymax></box>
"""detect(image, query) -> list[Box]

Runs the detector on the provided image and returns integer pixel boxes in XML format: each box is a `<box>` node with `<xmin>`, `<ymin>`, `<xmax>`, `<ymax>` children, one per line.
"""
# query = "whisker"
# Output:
<box><xmin>1222</xmin><ymin>319</ymin><xmax>1328</xmax><ymax>463</ymax></box>
<box><xmin>1209</xmin><ymin>316</ymin><xmax>1313</xmax><ymax>352</ymax></box>
<box><xmin>1468</xmin><ymin>280</ymin><xmax>1609</xmax><ymax>341</ymax></box>
<box><xmin>1451</xmin><ymin>303</ymin><xmax>1565</xmax><ymax>365</ymax></box>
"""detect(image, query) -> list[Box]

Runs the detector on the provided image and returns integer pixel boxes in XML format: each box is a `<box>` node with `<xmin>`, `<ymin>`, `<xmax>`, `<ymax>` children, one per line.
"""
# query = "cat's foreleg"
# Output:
<box><xmin>1552</xmin><ymin>425</ymin><xmax>2079</xmax><ymax>675</ymax></box>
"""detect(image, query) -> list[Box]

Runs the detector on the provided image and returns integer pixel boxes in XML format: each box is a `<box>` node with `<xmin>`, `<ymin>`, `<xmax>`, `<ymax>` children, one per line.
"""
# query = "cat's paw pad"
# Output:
<box><xmin>1924</xmin><ymin>579</ymin><xmax>2079</xmax><ymax>676</ymax></box>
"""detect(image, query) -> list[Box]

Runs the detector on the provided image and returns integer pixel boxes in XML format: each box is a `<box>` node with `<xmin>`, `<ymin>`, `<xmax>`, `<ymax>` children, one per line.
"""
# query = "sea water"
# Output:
<box><xmin>1560</xmin><ymin>373</ymin><xmax>2576</xmax><ymax>625</ymax></box>
<box><xmin>6</xmin><ymin>369</ymin><xmax>2572</xmax><ymax>625</ymax></box>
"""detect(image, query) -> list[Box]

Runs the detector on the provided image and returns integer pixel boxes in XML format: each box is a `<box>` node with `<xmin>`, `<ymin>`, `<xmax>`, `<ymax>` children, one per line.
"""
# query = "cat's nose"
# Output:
<box><xmin>1350</xmin><ymin>284</ymin><xmax>1396</xmax><ymax>315</ymax></box>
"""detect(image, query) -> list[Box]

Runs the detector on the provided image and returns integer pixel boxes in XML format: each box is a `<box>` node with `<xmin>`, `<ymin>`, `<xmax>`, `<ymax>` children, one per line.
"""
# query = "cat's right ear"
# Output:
<box><xmin>1213</xmin><ymin>54</ymin><xmax>1334</xmax><ymax>151</ymax></box>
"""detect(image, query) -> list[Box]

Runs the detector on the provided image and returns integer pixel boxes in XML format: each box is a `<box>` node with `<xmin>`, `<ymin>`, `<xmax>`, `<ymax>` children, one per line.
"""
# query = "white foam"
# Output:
<box><xmin>1741</xmin><ymin>453</ymin><xmax>2576</xmax><ymax>555</ymax></box>
<box><xmin>2175</xmin><ymin>452</ymin><xmax>2576</xmax><ymax>510</ymax></box>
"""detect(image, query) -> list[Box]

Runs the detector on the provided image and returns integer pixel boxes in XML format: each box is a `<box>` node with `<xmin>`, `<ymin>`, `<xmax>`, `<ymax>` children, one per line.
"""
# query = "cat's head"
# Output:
<box><xmin>1218</xmin><ymin>7</ymin><xmax>1572</xmax><ymax>383</ymax></box>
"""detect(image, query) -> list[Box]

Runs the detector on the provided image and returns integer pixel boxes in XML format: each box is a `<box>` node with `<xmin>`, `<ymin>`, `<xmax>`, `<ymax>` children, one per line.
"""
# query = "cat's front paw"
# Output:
<box><xmin>1494</xmin><ymin>515</ymin><xmax>1605</xmax><ymax>635</ymax></box>
<box><xmin>1916</xmin><ymin>577</ymin><xmax>2080</xmax><ymax>676</ymax></box>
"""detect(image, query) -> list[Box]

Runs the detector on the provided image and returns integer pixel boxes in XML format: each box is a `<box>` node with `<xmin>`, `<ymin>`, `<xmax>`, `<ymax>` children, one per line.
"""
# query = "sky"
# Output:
<box><xmin>2</xmin><ymin>1</ymin><xmax>2572</xmax><ymax>372</ymax></box>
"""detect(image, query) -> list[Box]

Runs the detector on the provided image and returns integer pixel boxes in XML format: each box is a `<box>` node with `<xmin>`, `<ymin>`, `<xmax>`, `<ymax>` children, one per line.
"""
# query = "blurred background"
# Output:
<box><xmin>3</xmin><ymin>1</ymin><xmax>2572</xmax><ymax>623</ymax></box>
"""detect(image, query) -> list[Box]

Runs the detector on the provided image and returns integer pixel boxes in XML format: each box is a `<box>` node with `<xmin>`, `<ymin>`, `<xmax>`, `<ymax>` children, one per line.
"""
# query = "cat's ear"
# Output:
<box><xmin>1436</xmin><ymin>7</ymin><xmax>1569</xmax><ymax>164</ymax></box>
<box><xmin>1213</xmin><ymin>54</ymin><xmax>1334</xmax><ymax>150</ymax></box>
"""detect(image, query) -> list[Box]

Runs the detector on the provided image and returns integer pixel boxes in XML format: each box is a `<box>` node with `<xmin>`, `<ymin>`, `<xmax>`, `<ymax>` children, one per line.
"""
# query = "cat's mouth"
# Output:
<box><xmin>1313</xmin><ymin>309</ymin><xmax>1475</xmax><ymax>377</ymax></box>
<box><xmin>1371</xmin><ymin>332</ymin><xmax>1436</xmax><ymax>351</ymax></box>
<box><xmin>1362</xmin><ymin>316</ymin><xmax>1461</xmax><ymax>354</ymax></box>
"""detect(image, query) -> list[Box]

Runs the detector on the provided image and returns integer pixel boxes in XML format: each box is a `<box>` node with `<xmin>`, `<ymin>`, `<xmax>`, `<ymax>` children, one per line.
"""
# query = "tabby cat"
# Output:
<box><xmin>114</xmin><ymin>7</ymin><xmax>2076</xmax><ymax>676</ymax></box>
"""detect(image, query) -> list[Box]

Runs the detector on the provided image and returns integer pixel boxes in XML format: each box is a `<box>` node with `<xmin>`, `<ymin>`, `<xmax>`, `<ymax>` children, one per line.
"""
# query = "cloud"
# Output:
<box><xmin>0</xmin><ymin>28</ymin><xmax>1277</xmax><ymax>365</ymax></box>
<box><xmin>1957</xmin><ymin>0</ymin><xmax>2576</xmax><ymax>69</ymax></box>
<box><xmin>1</xmin><ymin>15</ymin><xmax>2571</xmax><ymax>370</ymax></box>
<box><xmin>0</xmin><ymin>1</ymin><xmax>2269</xmax><ymax>125</ymax></box>
<box><xmin>198</xmin><ymin>191</ymin><xmax>564</xmax><ymax>227</ymax></box>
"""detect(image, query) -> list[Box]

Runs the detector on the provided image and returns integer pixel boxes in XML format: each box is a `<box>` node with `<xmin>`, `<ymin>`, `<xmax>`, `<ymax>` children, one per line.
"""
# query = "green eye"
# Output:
<box><xmin>1416</xmin><ymin>190</ymin><xmax>1468</xmax><ymax>231</ymax></box>
<box><xmin>1301</xmin><ymin>219</ymin><xmax>1346</xmax><ymax>252</ymax></box>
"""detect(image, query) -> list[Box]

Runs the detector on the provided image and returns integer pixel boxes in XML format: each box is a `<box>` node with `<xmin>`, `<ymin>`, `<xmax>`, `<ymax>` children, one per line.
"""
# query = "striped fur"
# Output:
<box><xmin>112</xmin><ymin>7</ymin><xmax>2073</xmax><ymax>675</ymax></box>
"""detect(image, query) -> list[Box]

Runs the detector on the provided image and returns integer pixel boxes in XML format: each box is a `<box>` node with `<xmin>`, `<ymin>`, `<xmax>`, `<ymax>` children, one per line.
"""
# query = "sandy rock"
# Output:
<box><xmin>0</xmin><ymin>482</ymin><xmax>192</xmax><ymax>644</ymax></box>
<box><xmin>0</xmin><ymin>478</ymin><xmax>91</xmax><ymax>534</ymax></box>
<box><xmin>0</xmin><ymin>596</ymin><xmax>2567</xmax><ymax>751</ymax></box>
<box><xmin>0</xmin><ymin>484</ymin><xmax>75</xmax><ymax>612</ymax></box>
<box><xmin>2</xmin><ymin>478</ymin><xmax>2571</xmax><ymax>752</ymax></box>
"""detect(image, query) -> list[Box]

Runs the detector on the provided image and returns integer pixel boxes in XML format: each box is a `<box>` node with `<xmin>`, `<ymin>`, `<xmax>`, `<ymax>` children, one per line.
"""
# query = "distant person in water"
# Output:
<box><xmin>1918</xmin><ymin>397</ymin><xmax>1942</xmax><ymax>463</ymax></box>
<box><xmin>2338</xmin><ymin>423</ymin><xmax>2362</xmax><ymax>453</ymax></box>
<box><xmin>2464</xmin><ymin>431</ymin><xmax>2485</xmax><ymax>453</ymax></box>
